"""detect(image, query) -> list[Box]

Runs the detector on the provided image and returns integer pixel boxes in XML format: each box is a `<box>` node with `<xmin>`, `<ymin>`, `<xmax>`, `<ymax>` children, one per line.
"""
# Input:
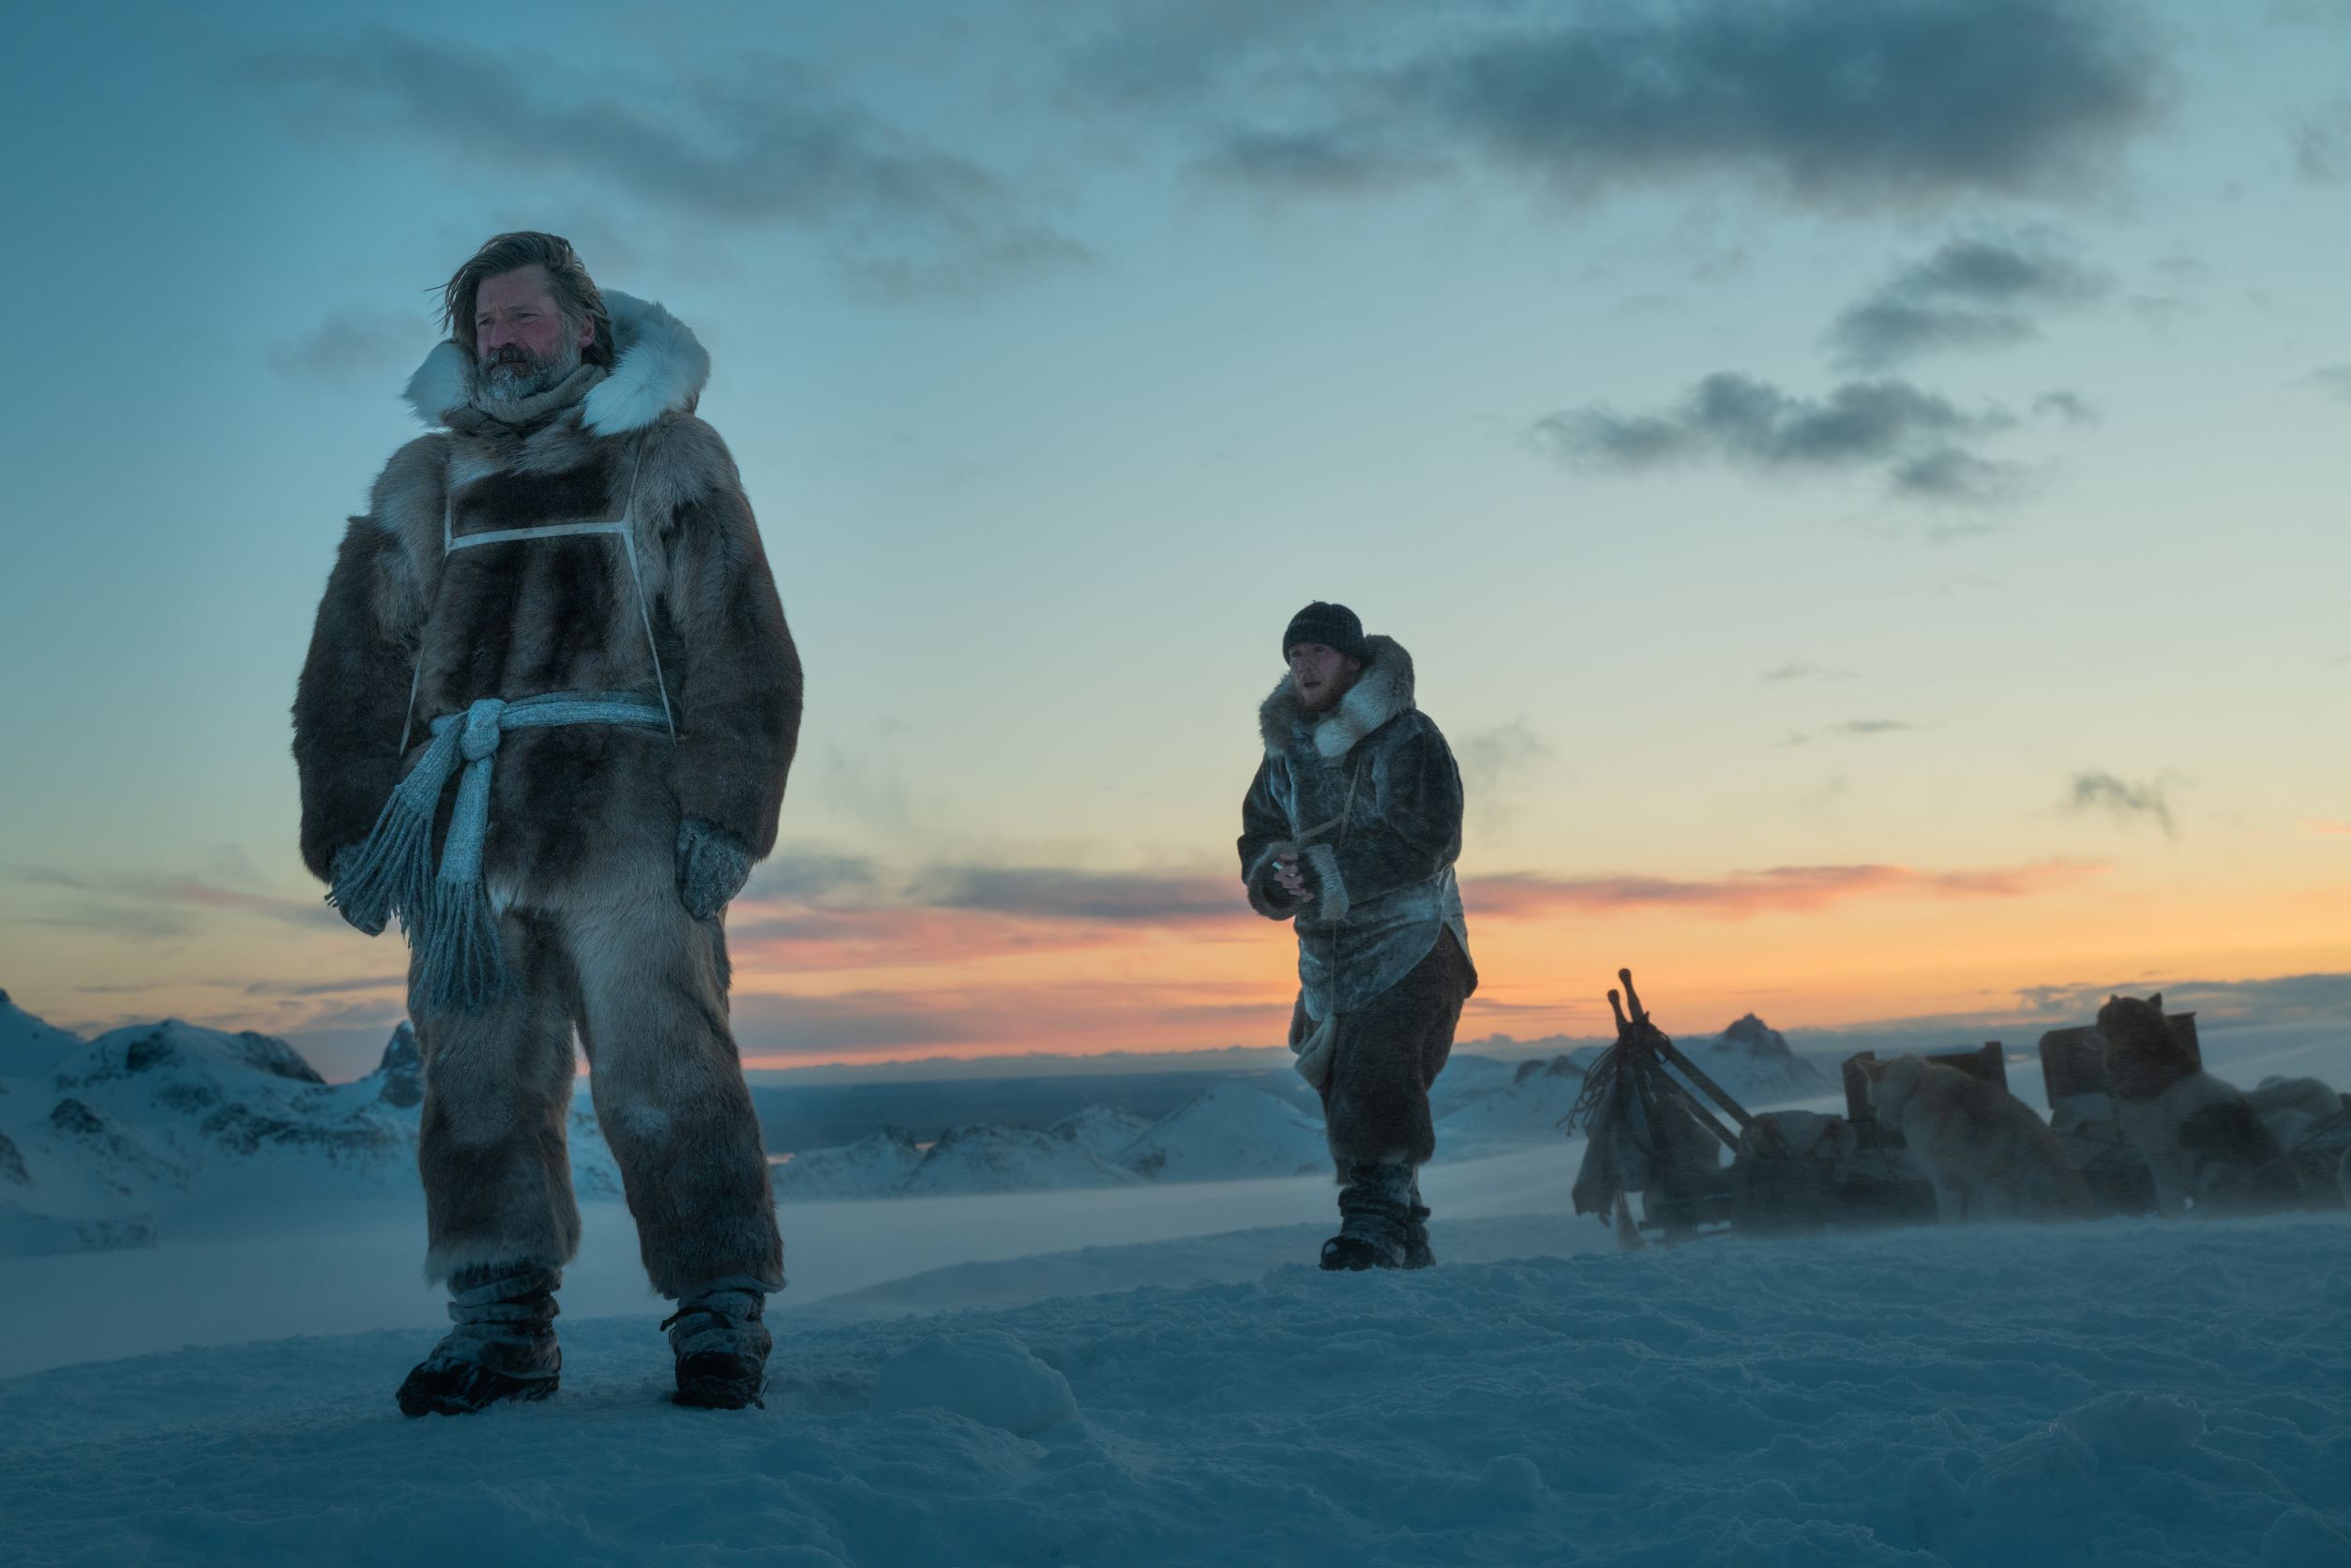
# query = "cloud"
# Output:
<box><xmin>1890</xmin><ymin>446</ymin><xmax>2033</xmax><ymax>506</ymax></box>
<box><xmin>1827</xmin><ymin>234</ymin><xmax>2111</xmax><ymax>369</ymax></box>
<box><xmin>723</xmin><ymin>858</ymin><xmax>1257</xmax><ymax>974</ymax></box>
<box><xmin>1180</xmin><ymin>0</ymin><xmax>2159</xmax><ymax>212</ymax></box>
<box><xmin>2011</xmin><ymin>970</ymin><xmax>2351</xmax><ymax>1026</ymax></box>
<box><xmin>236</xmin><ymin>31</ymin><xmax>1086</xmax><ymax>297</ymax></box>
<box><xmin>268</xmin><ymin>309</ymin><xmax>433</xmax><ymax>384</ymax></box>
<box><xmin>2300</xmin><ymin>819</ymin><xmax>2351</xmax><ymax>837</ymax></box>
<box><xmin>2064</xmin><ymin>770</ymin><xmax>2179</xmax><ymax>837</ymax></box>
<box><xmin>912</xmin><ymin>867</ymin><xmax>1239</xmax><ymax>925</ymax></box>
<box><xmin>2312</xmin><ymin>365</ymin><xmax>2351</xmax><ymax>400</ymax></box>
<box><xmin>2033</xmin><ymin>391</ymin><xmax>2098</xmax><ymax>423</ymax></box>
<box><xmin>2294</xmin><ymin>97</ymin><xmax>2351</xmax><ymax>181</ymax></box>
<box><xmin>1758</xmin><ymin>663</ymin><xmax>1857</xmax><ymax>686</ymax></box>
<box><xmin>742</xmin><ymin>847</ymin><xmax>884</xmax><ymax>905</ymax></box>
<box><xmin>2</xmin><ymin>865</ymin><xmax>344</xmax><ymax>938</ymax></box>
<box><xmin>1527</xmin><ymin>372</ymin><xmax>2043</xmax><ymax>507</ymax></box>
<box><xmin>1777</xmin><ymin>718</ymin><xmax>1919</xmax><ymax>747</ymax></box>
<box><xmin>729</xmin><ymin>980</ymin><xmax>1284</xmax><ymax>1063</ymax></box>
<box><xmin>1469</xmin><ymin>858</ymin><xmax>2102</xmax><ymax>921</ymax></box>
<box><xmin>1208</xmin><ymin>125</ymin><xmax>1445</xmax><ymax>195</ymax></box>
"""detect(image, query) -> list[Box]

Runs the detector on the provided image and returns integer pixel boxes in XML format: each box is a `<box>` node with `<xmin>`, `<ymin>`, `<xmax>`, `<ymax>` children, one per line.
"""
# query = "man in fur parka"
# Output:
<box><xmin>1239</xmin><ymin>602</ymin><xmax>1477</xmax><ymax>1270</ymax></box>
<box><xmin>292</xmin><ymin>233</ymin><xmax>800</xmax><ymax>1415</ymax></box>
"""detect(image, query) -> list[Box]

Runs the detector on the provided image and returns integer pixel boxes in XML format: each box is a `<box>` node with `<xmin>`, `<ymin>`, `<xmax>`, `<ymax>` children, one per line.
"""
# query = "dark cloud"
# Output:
<box><xmin>1828</xmin><ymin>234</ymin><xmax>2112</xmax><ymax>369</ymax></box>
<box><xmin>912</xmin><ymin>867</ymin><xmax>1236</xmax><ymax>925</ymax></box>
<box><xmin>268</xmin><ymin>309</ymin><xmax>432</xmax><ymax>385</ymax></box>
<box><xmin>2064</xmin><ymin>770</ymin><xmax>2179</xmax><ymax>837</ymax></box>
<box><xmin>743</xmin><ymin>848</ymin><xmax>884</xmax><ymax>906</ymax></box>
<box><xmin>1891</xmin><ymin>446</ymin><xmax>2031</xmax><ymax>506</ymax></box>
<box><xmin>1528</xmin><ymin>372</ymin><xmax>2036</xmax><ymax>507</ymax></box>
<box><xmin>1205</xmin><ymin>125</ymin><xmax>1443</xmax><ymax>194</ymax></box>
<box><xmin>1186</xmin><ymin>0</ymin><xmax>2158</xmax><ymax>211</ymax></box>
<box><xmin>237</xmin><ymin>31</ymin><xmax>1085</xmax><ymax>297</ymax></box>
<box><xmin>1059</xmin><ymin>0</ymin><xmax>1340</xmax><ymax>110</ymax></box>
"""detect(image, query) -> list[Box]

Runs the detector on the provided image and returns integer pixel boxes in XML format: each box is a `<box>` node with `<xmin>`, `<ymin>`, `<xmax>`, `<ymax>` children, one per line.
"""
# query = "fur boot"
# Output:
<box><xmin>1322</xmin><ymin>1161</ymin><xmax>1415</xmax><ymax>1271</ymax></box>
<box><xmin>1403</xmin><ymin>1175</ymin><xmax>1435</xmax><ymax>1271</ymax></box>
<box><xmin>663</xmin><ymin>1274</ymin><xmax>774</xmax><ymax>1410</ymax></box>
<box><xmin>397</xmin><ymin>1262</ymin><xmax>562</xmax><ymax>1417</ymax></box>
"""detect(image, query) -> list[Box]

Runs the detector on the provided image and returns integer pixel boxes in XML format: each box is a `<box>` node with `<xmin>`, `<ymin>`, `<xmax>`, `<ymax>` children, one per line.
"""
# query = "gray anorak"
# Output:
<box><xmin>1238</xmin><ymin>637</ymin><xmax>1474</xmax><ymax>1034</ymax></box>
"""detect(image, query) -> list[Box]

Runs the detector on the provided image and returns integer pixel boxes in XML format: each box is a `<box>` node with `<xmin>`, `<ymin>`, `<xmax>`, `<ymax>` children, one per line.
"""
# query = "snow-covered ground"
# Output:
<box><xmin>5</xmin><ymin>1008</ymin><xmax>2349</xmax><ymax>1564</ymax></box>
<box><xmin>4</xmin><ymin>1214</ymin><xmax>2346</xmax><ymax>1566</ymax></box>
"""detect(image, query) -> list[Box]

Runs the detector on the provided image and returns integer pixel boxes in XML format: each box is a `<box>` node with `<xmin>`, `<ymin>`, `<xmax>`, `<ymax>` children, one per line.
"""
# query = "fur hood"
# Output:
<box><xmin>1258</xmin><ymin>635</ymin><xmax>1415</xmax><ymax>761</ymax></box>
<box><xmin>401</xmin><ymin>291</ymin><xmax>711</xmax><ymax>436</ymax></box>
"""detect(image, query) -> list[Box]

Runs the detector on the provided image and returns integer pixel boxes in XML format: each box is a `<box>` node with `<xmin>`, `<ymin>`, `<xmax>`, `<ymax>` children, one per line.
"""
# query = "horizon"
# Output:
<box><xmin>9</xmin><ymin>979</ymin><xmax>2342</xmax><ymax>1088</ymax></box>
<box><xmin>4</xmin><ymin>1</ymin><xmax>2348</xmax><ymax>1078</ymax></box>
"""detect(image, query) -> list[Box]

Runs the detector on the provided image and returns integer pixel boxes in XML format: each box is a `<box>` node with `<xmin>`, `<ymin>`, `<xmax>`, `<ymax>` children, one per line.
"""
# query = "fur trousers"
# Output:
<box><xmin>1292</xmin><ymin>929</ymin><xmax>1474</xmax><ymax>1176</ymax></box>
<box><xmin>409</xmin><ymin>872</ymin><xmax>783</xmax><ymax>1300</ymax></box>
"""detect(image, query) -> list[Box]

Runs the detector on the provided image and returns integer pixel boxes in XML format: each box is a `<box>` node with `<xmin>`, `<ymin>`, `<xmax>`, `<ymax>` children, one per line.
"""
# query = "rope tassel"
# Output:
<box><xmin>327</xmin><ymin>692</ymin><xmax>671</xmax><ymax>1015</ymax></box>
<box><xmin>327</xmin><ymin>724</ymin><xmax>465</xmax><ymax>940</ymax></box>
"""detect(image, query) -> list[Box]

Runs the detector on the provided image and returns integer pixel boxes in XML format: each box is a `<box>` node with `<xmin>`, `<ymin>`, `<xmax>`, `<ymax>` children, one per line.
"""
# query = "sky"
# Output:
<box><xmin>2</xmin><ymin>0</ymin><xmax>2348</xmax><ymax>1080</ymax></box>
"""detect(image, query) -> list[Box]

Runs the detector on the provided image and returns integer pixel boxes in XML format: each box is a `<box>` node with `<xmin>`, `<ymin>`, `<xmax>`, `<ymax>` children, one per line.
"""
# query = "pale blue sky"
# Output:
<box><xmin>4</xmin><ymin>1</ymin><xmax>2349</xmax><ymax>1073</ymax></box>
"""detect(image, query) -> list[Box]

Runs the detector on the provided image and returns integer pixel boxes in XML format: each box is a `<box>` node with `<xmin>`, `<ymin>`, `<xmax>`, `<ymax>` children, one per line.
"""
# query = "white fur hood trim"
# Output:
<box><xmin>1258</xmin><ymin>635</ymin><xmax>1416</xmax><ymax>761</ymax></box>
<box><xmin>401</xmin><ymin>291</ymin><xmax>710</xmax><ymax>434</ymax></box>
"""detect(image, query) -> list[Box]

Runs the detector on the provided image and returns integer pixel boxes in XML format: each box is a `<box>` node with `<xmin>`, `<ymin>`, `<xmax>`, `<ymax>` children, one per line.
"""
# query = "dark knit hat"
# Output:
<box><xmin>1282</xmin><ymin>601</ymin><xmax>1368</xmax><ymax>661</ymax></box>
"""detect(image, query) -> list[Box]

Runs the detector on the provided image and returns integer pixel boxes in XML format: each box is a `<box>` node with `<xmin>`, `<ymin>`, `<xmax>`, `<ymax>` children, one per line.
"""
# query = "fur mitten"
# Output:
<box><xmin>676</xmin><ymin>818</ymin><xmax>755</xmax><ymax>920</ymax></box>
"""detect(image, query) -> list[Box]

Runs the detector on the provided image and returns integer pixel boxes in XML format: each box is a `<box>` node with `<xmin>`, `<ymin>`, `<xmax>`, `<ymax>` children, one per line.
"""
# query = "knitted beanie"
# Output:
<box><xmin>1282</xmin><ymin>601</ymin><xmax>1368</xmax><ymax>661</ymax></box>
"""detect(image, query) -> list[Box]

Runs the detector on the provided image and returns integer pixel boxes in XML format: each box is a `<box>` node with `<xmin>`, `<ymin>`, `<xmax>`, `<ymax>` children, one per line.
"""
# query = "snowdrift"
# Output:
<box><xmin>4</xmin><ymin>1215</ymin><xmax>2344</xmax><ymax>1567</ymax></box>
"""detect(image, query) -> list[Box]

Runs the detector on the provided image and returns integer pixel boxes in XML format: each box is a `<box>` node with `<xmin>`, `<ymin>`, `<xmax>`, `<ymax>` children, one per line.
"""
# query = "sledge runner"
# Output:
<box><xmin>293</xmin><ymin>233</ymin><xmax>800</xmax><ymax>1414</ymax></box>
<box><xmin>1238</xmin><ymin>603</ymin><xmax>1477</xmax><ymax>1270</ymax></box>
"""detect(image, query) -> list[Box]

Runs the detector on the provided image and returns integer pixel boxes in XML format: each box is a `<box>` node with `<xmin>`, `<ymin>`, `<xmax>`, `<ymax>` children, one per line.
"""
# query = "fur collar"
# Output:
<box><xmin>1258</xmin><ymin>635</ymin><xmax>1415</xmax><ymax>761</ymax></box>
<box><xmin>402</xmin><ymin>291</ymin><xmax>711</xmax><ymax>435</ymax></box>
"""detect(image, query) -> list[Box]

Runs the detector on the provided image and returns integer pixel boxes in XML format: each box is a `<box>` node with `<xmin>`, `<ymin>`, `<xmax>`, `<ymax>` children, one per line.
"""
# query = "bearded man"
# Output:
<box><xmin>1239</xmin><ymin>602</ymin><xmax>1477</xmax><ymax>1270</ymax></box>
<box><xmin>293</xmin><ymin>233</ymin><xmax>800</xmax><ymax>1414</ymax></box>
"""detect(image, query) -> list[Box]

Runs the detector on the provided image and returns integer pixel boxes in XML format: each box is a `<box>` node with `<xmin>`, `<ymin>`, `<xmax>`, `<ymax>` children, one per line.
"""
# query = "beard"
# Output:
<box><xmin>476</xmin><ymin>336</ymin><xmax>582</xmax><ymax>402</ymax></box>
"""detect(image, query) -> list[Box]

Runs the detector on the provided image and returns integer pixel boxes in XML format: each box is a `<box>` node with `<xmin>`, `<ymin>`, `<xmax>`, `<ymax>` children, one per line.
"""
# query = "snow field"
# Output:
<box><xmin>3</xmin><ymin>1215</ymin><xmax>2346</xmax><ymax>1567</ymax></box>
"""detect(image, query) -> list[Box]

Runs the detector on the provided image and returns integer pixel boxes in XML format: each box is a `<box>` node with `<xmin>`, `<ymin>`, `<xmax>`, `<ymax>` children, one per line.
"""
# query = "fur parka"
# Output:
<box><xmin>1237</xmin><ymin>637</ymin><xmax>1475</xmax><ymax>1023</ymax></box>
<box><xmin>292</xmin><ymin>294</ymin><xmax>802</xmax><ymax>906</ymax></box>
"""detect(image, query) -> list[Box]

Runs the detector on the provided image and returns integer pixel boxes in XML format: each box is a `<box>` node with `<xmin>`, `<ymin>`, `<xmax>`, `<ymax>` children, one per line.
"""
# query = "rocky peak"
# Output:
<box><xmin>1718</xmin><ymin>1014</ymin><xmax>1794</xmax><ymax>1061</ymax></box>
<box><xmin>374</xmin><ymin>1024</ymin><xmax>423</xmax><ymax>1108</ymax></box>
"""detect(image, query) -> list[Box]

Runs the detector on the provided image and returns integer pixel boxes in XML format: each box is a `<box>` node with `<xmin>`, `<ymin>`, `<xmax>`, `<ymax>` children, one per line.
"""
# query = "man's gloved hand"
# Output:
<box><xmin>328</xmin><ymin>846</ymin><xmax>387</xmax><ymax>936</ymax></box>
<box><xmin>1250</xmin><ymin>848</ymin><xmax>1313</xmax><ymax>917</ymax></box>
<box><xmin>1273</xmin><ymin>850</ymin><xmax>1319</xmax><ymax>907</ymax></box>
<box><xmin>676</xmin><ymin>817</ymin><xmax>755</xmax><ymax>920</ymax></box>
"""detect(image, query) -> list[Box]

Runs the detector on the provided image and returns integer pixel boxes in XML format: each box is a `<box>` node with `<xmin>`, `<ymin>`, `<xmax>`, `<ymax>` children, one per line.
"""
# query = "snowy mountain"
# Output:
<box><xmin>771</xmin><ymin>1128</ymin><xmax>928</xmax><ymax>1200</ymax></box>
<box><xmin>1114</xmin><ymin>1082</ymin><xmax>1330</xmax><ymax>1182</ymax></box>
<box><xmin>0</xmin><ymin>998</ymin><xmax>619</xmax><ymax>1256</ymax></box>
<box><xmin>1437</xmin><ymin>1054</ymin><xmax>1589</xmax><ymax>1146</ymax></box>
<box><xmin>1048</xmin><ymin>1104</ymin><xmax>1152</xmax><ymax>1161</ymax></box>
<box><xmin>901</xmin><ymin>1124</ymin><xmax>1144</xmax><ymax>1196</ymax></box>
<box><xmin>1685</xmin><ymin>1013</ymin><xmax>1830</xmax><ymax>1104</ymax></box>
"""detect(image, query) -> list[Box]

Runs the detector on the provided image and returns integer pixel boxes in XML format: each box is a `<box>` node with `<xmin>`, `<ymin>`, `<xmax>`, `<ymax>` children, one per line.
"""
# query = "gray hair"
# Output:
<box><xmin>441</xmin><ymin>232</ymin><xmax>613</xmax><ymax>367</ymax></box>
